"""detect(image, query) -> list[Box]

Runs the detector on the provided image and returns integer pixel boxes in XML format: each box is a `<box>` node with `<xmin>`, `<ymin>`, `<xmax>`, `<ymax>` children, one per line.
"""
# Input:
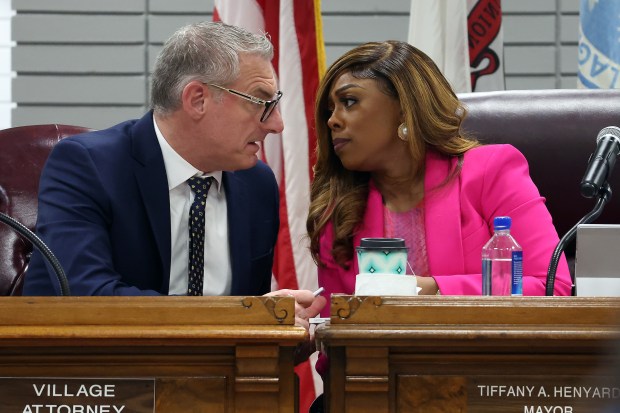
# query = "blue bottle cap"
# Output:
<box><xmin>493</xmin><ymin>216</ymin><xmax>512</xmax><ymax>230</ymax></box>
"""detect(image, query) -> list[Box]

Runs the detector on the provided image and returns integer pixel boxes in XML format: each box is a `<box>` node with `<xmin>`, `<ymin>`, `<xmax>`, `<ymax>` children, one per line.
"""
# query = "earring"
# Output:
<box><xmin>397</xmin><ymin>123</ymin><xmax>408</xmax><ymax>141</ymax></box>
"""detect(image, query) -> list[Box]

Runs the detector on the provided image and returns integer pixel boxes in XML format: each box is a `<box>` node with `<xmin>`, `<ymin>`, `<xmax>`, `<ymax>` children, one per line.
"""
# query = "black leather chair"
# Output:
<box><xmin>0</xmin><ymin>124</ymin><xmax>92</xmax><ymax>295</ymax></box>
<box><xmin>459</xmin><ymin>89</ymin><xmax>620</xmax><ymax>268</ymax></box>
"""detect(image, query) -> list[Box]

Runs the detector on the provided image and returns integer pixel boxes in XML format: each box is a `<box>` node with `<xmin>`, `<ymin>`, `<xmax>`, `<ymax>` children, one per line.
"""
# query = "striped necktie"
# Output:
<box><xmin>187</xmin><ymin>176</ymin><xmax>213</xmax><ymax>296</ymax></box>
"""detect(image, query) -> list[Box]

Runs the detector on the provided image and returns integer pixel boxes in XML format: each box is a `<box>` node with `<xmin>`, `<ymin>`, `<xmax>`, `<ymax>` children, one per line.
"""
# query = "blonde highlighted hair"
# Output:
<box><xmin>307</xmin><ymin>41</ymin><xmax>479</xmax><ymax>267</ymax></box>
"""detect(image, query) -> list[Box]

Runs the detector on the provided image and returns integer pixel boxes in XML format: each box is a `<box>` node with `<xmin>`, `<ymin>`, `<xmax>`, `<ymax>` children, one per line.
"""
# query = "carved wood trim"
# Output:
<box><xmin>0</xmin><ymin>297</ymin><xmax>307</xmax><ymax>347</ymax></box>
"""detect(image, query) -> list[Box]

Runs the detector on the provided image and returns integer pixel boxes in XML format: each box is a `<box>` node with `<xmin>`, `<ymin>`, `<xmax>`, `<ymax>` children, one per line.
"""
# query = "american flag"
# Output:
<box><xmin>214</xmin><ymin>0</ymin><xmax>325</xmax><ymax>410</ymax></box>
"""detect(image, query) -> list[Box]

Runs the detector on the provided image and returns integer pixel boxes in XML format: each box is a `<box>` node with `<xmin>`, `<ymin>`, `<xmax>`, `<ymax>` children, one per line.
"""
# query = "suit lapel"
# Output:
<box><xmin>352</xmin><ymin>182</ymin><xmax>384</xmax><ymax>274</ymax></box>
<box><xmin>223</xmin><ymin>171</ymin><xmax>251</xmax><ymax>294</ymax></box>
<box><xmin>424</xmin><ymin>150</ymin><xmax>465</xmax><ymax>275</ymax></box>
<box><xmin>130</xmin><ymin>112</ymin><xmax>172</xmax><ymax>292</ymax></box>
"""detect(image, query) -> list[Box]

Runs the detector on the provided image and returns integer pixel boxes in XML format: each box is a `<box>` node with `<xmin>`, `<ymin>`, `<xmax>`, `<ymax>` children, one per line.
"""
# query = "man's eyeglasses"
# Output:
<box><xmin>206</xmin><ymin>83</ymin><xmax>283</xmax><ymax>122</ymax></box>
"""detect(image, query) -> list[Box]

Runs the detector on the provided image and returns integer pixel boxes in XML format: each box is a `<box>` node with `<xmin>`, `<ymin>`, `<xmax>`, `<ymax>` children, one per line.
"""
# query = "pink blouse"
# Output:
<box><xmin>383</xmin><ymin>205</ymin><xmax>430</xmax><ymax>277</ymax></box>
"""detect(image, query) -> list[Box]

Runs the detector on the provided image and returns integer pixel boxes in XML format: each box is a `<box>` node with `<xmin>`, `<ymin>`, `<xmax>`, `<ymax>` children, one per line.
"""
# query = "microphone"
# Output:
<box><xmin>547</xmin><ymin>127</ymin><xmax>619</xmax><ymax>295</ymax></box>
<box><xmin>580</xmin><ymin>126</ymin><xmax>620</xmax><ymax>198</ymax></box>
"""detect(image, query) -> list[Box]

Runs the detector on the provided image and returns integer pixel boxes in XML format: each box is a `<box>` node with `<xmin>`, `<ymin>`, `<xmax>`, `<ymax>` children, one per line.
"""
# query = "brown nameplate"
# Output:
<box><xmin>399</xmin><ymin>375</ymin><xmax>620</xmax><ymax>412</ymax></box>
<box><xmin>468</xmin><ymin>376</ymin><xmax>620</xmax><ymax>412</ymax></box>
<box><xmin>0</xmin><ymin>378</ymin><xmax>154</xmax><ymax>413</ymax></box>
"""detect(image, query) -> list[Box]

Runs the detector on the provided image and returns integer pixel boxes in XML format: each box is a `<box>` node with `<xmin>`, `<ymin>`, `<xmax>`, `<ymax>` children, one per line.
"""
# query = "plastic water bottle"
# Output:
<box><xmin>481</xmin><ymin>216</ymin><xmax>523</xmax><ymax>296</ymax></box>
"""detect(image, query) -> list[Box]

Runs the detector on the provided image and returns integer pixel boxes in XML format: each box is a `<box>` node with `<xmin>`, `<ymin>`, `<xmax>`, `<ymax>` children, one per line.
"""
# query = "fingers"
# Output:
<box><xmin>416</xmin><ymin>276</ymin><xmax>438</xmax><ymax>295</ymax></box>
<box><xmin>294</xmin><ymin>302</ymin><xmax>312</xmax><ymax>331</ymax></box>
<box><xmin>290</xmin><ymin>291</ymin><xmax>326</xmax><ymax>321</ymax></box>
<box><xmin>282</xmin><ymin>288</ymin><xmax>316</xmax><ymax>306</ymax></box>
<box><xmin>295</xmin><ymin>316</ymin><xmax>310</xmax><ymax>332</ymax></box>
<box><xmin>266</xmin><ymin>289</ymin><xmax>327</xmax><ymax>331</ymax></box>
<box><xmin>267</xmin><ymin>288</ymin><xmax>321</xmax><ymax>310</ymax></box>
<box><xmin>303</xmin><ymin>295</ymin><xmax>327</xmax><ymax>319</ymax></box>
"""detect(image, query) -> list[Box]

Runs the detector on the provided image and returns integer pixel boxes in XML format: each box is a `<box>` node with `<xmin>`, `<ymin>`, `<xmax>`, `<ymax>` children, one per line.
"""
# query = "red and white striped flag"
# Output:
<box><xmin>214</xmin><ymin>1</ymin><xmax>325</xmax><ymax>410</ymax></box>
<box><xmin>214</xmin><ymin>0</ymin><xmax>323</xmax><ymax>293</ymax></box>
<box><xmin>408</xmin><ymin>0</ymin><xmax>504</xmax><ymax>92</ymax></box>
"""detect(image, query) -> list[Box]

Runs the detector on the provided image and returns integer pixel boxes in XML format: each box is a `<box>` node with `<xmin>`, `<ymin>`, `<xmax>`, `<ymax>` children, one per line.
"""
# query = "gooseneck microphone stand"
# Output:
<box><xmin>545</xmin><ymin>183</ymin><xmax>612</xmax><ymax>296</ymax></box>
<box><xmin>0</xmin><ymin>211</ymin><xmax>71</xmax><ymax>296</ymax></box>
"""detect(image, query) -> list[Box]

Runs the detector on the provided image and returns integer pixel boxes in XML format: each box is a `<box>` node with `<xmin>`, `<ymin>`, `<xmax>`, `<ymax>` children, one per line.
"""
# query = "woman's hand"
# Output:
<box><xmin>416</xmin><ymin>276</ymin><xmax>440</xmax><ymax>295</ymax></box>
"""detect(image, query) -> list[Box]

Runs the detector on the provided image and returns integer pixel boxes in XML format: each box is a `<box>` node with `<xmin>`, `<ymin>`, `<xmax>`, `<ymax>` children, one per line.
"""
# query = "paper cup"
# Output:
<box><xmin>355</xmin><ymin>238</ymin><xmax>409</xmax><ymax>275</ymax></box>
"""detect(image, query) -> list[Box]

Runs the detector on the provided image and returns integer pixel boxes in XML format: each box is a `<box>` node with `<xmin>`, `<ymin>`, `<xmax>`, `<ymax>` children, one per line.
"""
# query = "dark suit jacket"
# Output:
<box><xmin>23</xmin><ymin>112</ymin><xmax>279</xmax><ymax>296</ymax></box>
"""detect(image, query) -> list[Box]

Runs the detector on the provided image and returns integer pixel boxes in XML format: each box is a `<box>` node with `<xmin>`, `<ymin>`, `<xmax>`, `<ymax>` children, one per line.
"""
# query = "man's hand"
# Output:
<box><xmin>265</xmin><ymin>289</ymin><xmax>327</xmax><ymax>331</ymax></box>
<box><xmin>264</xmin><ymin>289</ymin><xmax>327</xmax><ymax>365</ymax></box>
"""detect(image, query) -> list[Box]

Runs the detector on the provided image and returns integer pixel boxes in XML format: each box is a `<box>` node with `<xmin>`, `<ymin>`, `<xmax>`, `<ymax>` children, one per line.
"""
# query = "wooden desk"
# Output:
<box><xmin>0</xmin><ymin>296</ymin><xmax>306</xmax><ymax>413</ymax></box>
<box><xmin>316</xmin><ymin>295</ymin><xmax>620</xmax><ymax>413</ymax></box>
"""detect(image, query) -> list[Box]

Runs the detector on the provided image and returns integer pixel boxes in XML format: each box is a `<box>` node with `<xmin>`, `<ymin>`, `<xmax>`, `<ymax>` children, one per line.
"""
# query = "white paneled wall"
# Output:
<box><xmin>503</xmin><ymin>0</ymin><xmax>580</xmax><ymax>89</ymax></box>
<box><xmin>10</xmin><ymin>0</ymin><xmax>212</xmax><ymax>129</ymax></box>
<box><xmin>0</xmin><ymin>0</ymin><xmax>13</xmax><ymax>130</ymax></box>
<box><xmin>6</xmin><ymin>0</ymin><xmax>587</xmax><ymax>128</ymax></box>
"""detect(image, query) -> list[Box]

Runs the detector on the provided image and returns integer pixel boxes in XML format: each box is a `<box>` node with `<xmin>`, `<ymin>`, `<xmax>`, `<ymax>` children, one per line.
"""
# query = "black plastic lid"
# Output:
<box><xmin>357</xmin><ymin>237</ymin><xmax>407</xmax><ymax>249</ymax></box>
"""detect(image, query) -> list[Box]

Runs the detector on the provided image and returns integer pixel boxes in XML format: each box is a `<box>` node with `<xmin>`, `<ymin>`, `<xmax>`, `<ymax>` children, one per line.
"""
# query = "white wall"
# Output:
<box><xmin>0</xmin><ymin>0</ymin><xmax>13</xmax><ymax>129</ymax></box>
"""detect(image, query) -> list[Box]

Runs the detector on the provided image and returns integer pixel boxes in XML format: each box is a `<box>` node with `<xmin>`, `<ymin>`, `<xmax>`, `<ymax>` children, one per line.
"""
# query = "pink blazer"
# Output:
<box><xmin>318</xmin><ymin>144</ymin><xmax>572</xmax><ymax>305</ymax></box>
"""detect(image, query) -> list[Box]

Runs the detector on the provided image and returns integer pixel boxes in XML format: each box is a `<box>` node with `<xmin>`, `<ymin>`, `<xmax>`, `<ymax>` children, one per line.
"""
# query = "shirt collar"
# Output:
<box><xmin>153</xmin><ymin>117</ymin><xmax>223</xmax><ymax>192</ymax></box>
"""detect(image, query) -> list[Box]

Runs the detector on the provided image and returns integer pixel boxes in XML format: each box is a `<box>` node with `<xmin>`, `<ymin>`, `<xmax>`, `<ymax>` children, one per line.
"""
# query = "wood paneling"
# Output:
<box><xmin>0</xmin><ymin>296</ymin><xmax>305</xmax><ymax>413</ymax></box>
<box><xmin>317</xmin><ymin>296</ymin><xmax>620</xmax><ymax>413</ymax></box>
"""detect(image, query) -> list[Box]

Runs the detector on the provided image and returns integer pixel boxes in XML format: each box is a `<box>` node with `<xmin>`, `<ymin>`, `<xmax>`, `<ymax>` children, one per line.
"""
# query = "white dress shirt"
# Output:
<box><xmin>153</xmin><ymin>119</ymin><xmax>232</xmax><ymax>295</ymax></box>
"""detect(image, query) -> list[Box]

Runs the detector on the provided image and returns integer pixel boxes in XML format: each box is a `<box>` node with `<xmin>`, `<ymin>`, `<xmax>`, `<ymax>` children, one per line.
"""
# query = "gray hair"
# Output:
<box><xmin>150</xmin><ymin>21</ymin><xmax>274</xmax><ymax>113</ymax></box>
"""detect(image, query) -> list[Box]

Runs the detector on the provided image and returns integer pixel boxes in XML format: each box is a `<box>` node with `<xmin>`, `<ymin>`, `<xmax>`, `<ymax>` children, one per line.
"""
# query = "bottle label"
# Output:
<box><xmin>511</xmin><ymin>251</ymin><xmax>523</xmax><ymax>296</ymax></box>
<box><xmin>482</xmin><ymin>258</ymin><xmax>492</xmax><ymax>295</ymax></box>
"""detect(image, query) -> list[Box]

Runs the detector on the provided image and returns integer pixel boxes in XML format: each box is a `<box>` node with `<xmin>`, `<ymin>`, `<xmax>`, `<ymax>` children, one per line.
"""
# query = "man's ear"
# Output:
<box><xmin>181</xmin><ymin>81</ymin><xmax>208</xmax><ymax>120</ymax></box>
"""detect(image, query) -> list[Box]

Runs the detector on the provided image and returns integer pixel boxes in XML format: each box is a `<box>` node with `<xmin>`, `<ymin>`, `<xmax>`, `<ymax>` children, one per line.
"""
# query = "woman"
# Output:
<box><xmin>306</xmin><ymin>41</ymin><xmax>572</xmax><ymax>301</ymax></box>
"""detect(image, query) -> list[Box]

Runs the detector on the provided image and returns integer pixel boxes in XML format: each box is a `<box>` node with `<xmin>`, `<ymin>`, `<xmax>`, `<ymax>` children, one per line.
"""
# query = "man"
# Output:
<box><xmin>23</xmin><ymin>21</ymin><xmax>324</xmax><ymax>326</ymax></box>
